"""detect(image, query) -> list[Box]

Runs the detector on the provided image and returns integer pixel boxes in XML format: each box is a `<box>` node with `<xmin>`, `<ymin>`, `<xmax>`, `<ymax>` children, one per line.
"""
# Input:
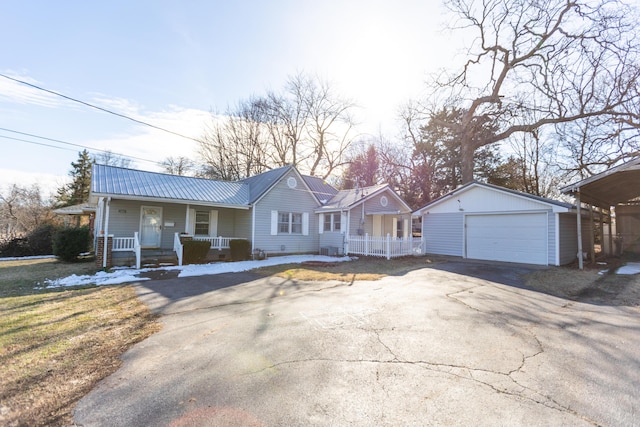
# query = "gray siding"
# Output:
<box><xmin>558</xmin><ymin>213</ymin><xmax>589</xmax><ymax>265</ymax></box>
<box><xmin>319</xmin><ymin>232</ymin><xmax>345</xmax><ymax>251</ymax></box>
<box><xmin>362</xmin><ymin>193</ymin><xmax>406</xmax><ymax>214</ymax></box>
<box><xmin>422</xmin><ymin>213</ymin><xmax>464</xmax><ymax>256</ymax></box>
<box><xmin>105</xmin><ymin>200</ymin><xmax>246</xmax><ymax>250</ymax></box>
<box><xmin>547</xmin><ymin>211</ymin><xmax>556</xmax><ymax>266</ymax></box>
<box><xmin>253</xmin><ymin>170</ymin><xmax>320</xmax><ymax>254</ymax></box>
<box><xmin>234</xmin><ymin>209</ymin><xmax>252</xmax><ymax>240</ymax></box>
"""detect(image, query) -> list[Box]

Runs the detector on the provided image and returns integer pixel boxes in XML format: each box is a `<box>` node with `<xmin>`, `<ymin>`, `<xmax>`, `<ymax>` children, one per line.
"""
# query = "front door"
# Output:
<box><xmin>373</xmin><ymin>215</ymin><xmax>383</xmax><ymax>236</ymax></box>
<box><xmin>140</xmin><ymin>206</ymin><xmax>162</xmax><ymax>248</ymax></box>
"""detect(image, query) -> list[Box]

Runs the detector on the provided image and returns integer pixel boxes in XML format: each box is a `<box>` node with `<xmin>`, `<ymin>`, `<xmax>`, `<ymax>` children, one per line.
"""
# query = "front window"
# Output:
<box><xmin>333</xmin><ymin>213</ymin><xmax>341</xmax><ymax>232</ymax></box>
<box><xmin>195</xmin><ymin>210</ymin><xmax>209</xmax><ymax>235</ymax></box>
<box><xmin>279</xmin><ymin>212</ymin><xmax>303</xmax><ymax>234</ymax></box>
<box><xmin>278</xmin><ymin>212</ymin><xmax>290</xmax><ymax>233</ymax></box>
<box><xmin>291</xmin><ymin>213</ymin><xmax>302</xmax><ymax>234</ymax></box>
<box><xmin>324</xmin><ymin>214</ymin><xmax>332</xmax><ymax>232</ymax></box>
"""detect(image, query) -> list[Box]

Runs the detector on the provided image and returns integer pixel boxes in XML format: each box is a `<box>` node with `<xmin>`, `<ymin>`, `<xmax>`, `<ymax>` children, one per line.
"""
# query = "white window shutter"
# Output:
<box><xmin>302</xmin><ymin>212</ymin><xmax>309</xmax><ymax>236</ymax></box>
<box><xmin>319</xmin><ymin>214</ymin><xmax>324</xmax><ymax>234</ymax></box>
<box><xmin>340</xmin><ymin>213</ymin><xmax>347</xmax><ymax>234</ymax></box>
<box><xmin>187</xmin><ymin>208</ymin><xmax>196</xmax><ymax>234</ymax></box>
<box><xmin>270</xmin><ymin>210</ymin><xmax>278</xmax><ymax>235</ymax></box>
<box><xmin>209</xmin><ymin>210</ymin><xmax>219</xmax><ymax>236</ymax></box>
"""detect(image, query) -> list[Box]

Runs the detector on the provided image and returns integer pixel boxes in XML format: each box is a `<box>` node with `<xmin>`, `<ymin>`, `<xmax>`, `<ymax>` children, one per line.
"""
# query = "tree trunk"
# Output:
<box><xmin>460</xmin><ymin>139</ymin><xmax>475</xmax><ymax>184</ymax></box>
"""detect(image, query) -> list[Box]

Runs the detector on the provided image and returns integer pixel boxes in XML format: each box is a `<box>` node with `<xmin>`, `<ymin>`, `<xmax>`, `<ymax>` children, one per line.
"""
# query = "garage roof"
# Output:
<box><xmin>560</xmin><ymin>158</ymin><xmax>640</xmax><ymax>208</ymax></box>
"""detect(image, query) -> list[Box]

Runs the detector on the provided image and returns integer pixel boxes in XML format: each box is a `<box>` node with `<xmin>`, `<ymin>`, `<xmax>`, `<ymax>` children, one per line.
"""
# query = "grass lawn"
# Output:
<box><xmin>0</xmin><ymin>258</ymin><xmax>161</xmax><ymax>426</ymax></box>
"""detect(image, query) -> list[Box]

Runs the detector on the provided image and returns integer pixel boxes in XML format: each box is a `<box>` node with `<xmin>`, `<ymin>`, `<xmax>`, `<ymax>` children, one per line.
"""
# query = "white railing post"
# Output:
<box><xmin>365</xmin><ymin>233</ymin><xmax>369</xmax><ymax>256</ymax></box>
<box><xmin>386</xmin><ymin>234</ymin><xmax>391</xmax><ymax>260</ymax></box>
<box><xmin>134</xmin><ymin>232</ymin><xmax>141</xmax><ymax>269</ymax></box>
<box><xmin>173</xmin><ymin>232</ymin><xmax>184</xmax><ymax>266</ymax></box>
<box><xmin>218</xmin><ymin>236</ymin><xmax>223</xmax><ymax>251</ymax></box>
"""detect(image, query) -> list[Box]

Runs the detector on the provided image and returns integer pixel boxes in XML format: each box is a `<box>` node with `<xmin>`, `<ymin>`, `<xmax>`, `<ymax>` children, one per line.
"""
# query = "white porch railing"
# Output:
<box><xmin>111</xmin><ymin>232</ymin><xmax>141</xmax><ymax>269</ymax></box>
<box><xmin>191</xmin><ymin>235</ymin><xmax>242</xmax><ymax>250</ymax></box>
<box><xmin>346</xmin><ymin>234</ymin><xmax>422</xmax><ymax>260</ymax></box>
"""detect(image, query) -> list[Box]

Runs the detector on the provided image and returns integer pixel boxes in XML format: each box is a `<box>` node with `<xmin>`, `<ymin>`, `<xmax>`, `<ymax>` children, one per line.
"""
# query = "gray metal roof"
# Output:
<box><xmin>239</xmin><ymin>165</ymin><xmax>292</xmax><ymax>204</ymax></box>
<box><xmin>302</xmin><ymin>175</ymin><xmax>339</xmax><ymax>204</ymax></box>
<box><xmin>91</xmin><ymin>164</ymin><xmax>250</xmax><ymax>207</ymax></box>
<box><xmin>321</xmin><ymin>184</ymin><xmax>388</xmax><ymax>209</ymax></box>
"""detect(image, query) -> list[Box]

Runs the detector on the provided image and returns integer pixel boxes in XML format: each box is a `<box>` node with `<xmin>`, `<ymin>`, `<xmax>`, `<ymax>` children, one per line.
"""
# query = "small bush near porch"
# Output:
<box><xmin>182</xmin><ymin>240</ymin><xmax>211</xmax><ymax>264</ymax></box>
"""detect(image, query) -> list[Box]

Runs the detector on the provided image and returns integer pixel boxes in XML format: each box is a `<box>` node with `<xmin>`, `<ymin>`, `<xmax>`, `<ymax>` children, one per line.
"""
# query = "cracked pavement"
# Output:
<box><xmin>73</xmin><ymin>262</ymin><xmax>640</xmax><ymax>426</ymax></box>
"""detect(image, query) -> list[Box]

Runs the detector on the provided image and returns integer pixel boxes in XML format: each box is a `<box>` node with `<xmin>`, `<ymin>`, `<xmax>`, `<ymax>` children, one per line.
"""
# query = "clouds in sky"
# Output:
<box><xmin>1</xmin><ymin>1</ymin><xmax>460</xmax><ymax>191</ymax></box>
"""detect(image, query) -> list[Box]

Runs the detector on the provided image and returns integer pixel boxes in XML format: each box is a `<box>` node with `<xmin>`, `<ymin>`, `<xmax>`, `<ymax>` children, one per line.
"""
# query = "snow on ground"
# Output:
<box><xmin>616</xmin><ymin>262</ymin><xmax>640</xmax><ymax>275</ymax></box>
<box><xmin>42</xmin><ymin>255</ymin><xmax>354</xmax><ymax>289</ymax></box>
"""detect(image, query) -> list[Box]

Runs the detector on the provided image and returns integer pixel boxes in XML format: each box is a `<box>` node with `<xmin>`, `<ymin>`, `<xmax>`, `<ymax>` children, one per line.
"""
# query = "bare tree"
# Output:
<box><xmin>427</xmin><ymin>0</ymin><xmax>640</xmax><ymax>183</ymax></box>
<box><xmin>197</xmin><ymin>73</ymin><xmax>358</xmax><ymax>180</ymax></box>
<box><xmin>162</xmin><ymin>156</ymin><xmax>194</xmax><ymax>176</ymax></box>
<box><xmin>0</xmin><ymin>184</ymin><xmax>54</xmax><ymax>240</ymax></box>
<box><xmin>93</xmin><ymin>150</ymin><xmax>133</xmax><ymax>168</ymax></box>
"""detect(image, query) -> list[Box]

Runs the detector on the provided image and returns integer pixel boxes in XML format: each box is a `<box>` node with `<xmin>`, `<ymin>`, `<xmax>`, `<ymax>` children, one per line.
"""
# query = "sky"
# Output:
<box><xmin>0</xmin><ymin>0</ymin><xmax>460</xmax><ymax>198</ymax></box>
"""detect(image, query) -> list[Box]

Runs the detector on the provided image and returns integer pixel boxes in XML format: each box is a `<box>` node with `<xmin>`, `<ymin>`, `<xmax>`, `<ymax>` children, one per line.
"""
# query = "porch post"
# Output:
<box><xmin>589</xmin><ymin>205</ymin><xmax>595</xmax><ymax>264</ymax></box>
<box><xmin>608</xmin><ymin>209</ymin><xmax>614</xmax><ymax>256</ymax></box>
<box><xmin>576</xmin><ymin>191</ymin><xmax>583</xmax><ymax>270</ymax></box>
<box><xmin>102</xmin><ymin>197</ymin><xmax>111</xmax><ymax>269</ymax></box>
<box><xmin>185</xmin><ymin>205</ymin><xmax>190</xmax><ymax>233</ymax></box>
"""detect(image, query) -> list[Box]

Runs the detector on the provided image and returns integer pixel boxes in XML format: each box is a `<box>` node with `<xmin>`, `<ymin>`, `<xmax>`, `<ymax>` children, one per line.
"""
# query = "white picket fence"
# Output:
<box><xmin>346</xmin><ymin>234</ymin><xmax>422</xmax><ymax>260</ymax></box>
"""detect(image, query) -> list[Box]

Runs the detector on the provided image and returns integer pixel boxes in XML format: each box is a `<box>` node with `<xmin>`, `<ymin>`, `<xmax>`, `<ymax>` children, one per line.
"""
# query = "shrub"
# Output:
<box><xmin>230</xmin><ymin>239</ymin><xmax>251</xmax><ymax>261</ymax></box>
<box><xmin>182</xmin><ymin>240</ymin><xmax>211</xmax><ymax>264</ymax></box>
<box><xmin>27</xmin><ymin>224</ymin><xmax>57</xmax><ymax>255</ymax></box>
<box><xmin>0</xmin><ymin>224</ymin><xmax>58</xmax><ymax>257</ymax></box>
<box><xmin>53</xmin><ymin>226</ymin><xmax>90</xmax><ymax>262</ymax></box>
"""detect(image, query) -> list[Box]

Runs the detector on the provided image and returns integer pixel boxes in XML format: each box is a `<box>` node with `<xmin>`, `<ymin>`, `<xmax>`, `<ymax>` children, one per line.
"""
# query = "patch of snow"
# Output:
<box><xmin>616</xmin><ymin>262</ymin><xmax>640</xmax><ymax>275</ymax></box>
<box><xmin>38</xmin><ymin>255</ymin><xmax>354</xmax><ymax>289</ymax></box>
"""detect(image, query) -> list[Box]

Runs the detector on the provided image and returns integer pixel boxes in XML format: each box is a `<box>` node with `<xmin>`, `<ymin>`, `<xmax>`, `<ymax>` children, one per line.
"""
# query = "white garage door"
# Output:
<box><xmin>466</xmin><ymin>213</ymin><xmax>548</xmax><ymax>265</ymax></box>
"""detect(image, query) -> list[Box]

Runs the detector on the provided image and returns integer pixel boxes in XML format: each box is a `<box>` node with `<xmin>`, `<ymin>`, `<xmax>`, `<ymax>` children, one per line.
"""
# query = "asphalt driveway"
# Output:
<box><xmin>74</xmin><ymin>261</ymin><xmax>640</xmax><ymax>426</ymax></box>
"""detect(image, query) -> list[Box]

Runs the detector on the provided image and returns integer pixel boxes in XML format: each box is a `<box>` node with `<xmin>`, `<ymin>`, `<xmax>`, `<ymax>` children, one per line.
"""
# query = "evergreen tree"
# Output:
<box><xmin>56</xmin><ymin>150</ymin><xmax>93</xmax><ymax>207</ymax></box>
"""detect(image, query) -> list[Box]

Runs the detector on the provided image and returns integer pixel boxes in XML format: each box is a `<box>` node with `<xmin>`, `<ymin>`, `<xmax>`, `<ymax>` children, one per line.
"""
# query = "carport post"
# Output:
<box><xmin>576</xmin><ymin>191</ymin><xmax>584</xmax><ymax>270</ymax></box>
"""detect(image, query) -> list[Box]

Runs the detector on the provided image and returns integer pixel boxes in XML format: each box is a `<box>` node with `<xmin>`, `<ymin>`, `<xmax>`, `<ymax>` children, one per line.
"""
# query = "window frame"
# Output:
<box><xmin>278</xmin><ymin>211</ymin><xmax>304</xmax><ymax>235</ymax></box>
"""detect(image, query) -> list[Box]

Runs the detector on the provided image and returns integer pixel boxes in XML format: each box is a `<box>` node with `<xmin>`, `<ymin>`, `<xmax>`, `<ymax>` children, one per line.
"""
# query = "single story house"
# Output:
<box><xmin>90</xmin><ymin>164</ymin><xmax>416</xmax><ymax>267</ymax></box>
<box><xmin>413</xmin><ymin>181</ymin><xmax>589</xmax><ymax>266</ymax></box>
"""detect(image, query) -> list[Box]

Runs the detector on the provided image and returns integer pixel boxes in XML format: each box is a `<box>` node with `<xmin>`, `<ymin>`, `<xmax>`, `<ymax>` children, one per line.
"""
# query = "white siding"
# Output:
<box><xmin>423</xmin><ymin>213</ymin><xmax>464</xmax><ymax>256</ymax></box>
<box><xmin>424</xmin><ymin>186</ymin><xmax>555</xmax><ymax>214</ymax></box>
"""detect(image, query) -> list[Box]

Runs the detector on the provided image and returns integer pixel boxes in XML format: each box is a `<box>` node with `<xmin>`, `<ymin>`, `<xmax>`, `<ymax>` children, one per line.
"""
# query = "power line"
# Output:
<box><xmin>0</xmin><ymin>128</ymin><xmax>163</xmax><ymax>166</ymax></box>
<box><xmin>0</xmin><ymin>73</ymin><xmax>204</xmax><ymax>144</ymax></box>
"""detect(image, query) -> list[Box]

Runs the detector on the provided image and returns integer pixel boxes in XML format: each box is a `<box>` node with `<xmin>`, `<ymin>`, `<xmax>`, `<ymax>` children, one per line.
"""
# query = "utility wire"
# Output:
<box><xmin>0</xmin><ymin>128</ymin><xmax>163</xmax><ymax>166</ymax></box>
<box><xmin>0</xmin><ymin>73</ymin><xmax>204</xmax><ymax>144</ymax></box>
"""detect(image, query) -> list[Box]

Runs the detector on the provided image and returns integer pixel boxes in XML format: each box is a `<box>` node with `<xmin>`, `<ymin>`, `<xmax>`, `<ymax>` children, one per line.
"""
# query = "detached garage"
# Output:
<box><xmin>414</xmin><ymin>182</ymin><xmax>588</xmax><ymax>266</ymax></box>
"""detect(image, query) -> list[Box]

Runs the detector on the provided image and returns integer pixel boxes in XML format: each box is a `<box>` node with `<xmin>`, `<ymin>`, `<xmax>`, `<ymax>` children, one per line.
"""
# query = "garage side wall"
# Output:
<box><xmin>422</xmin><ymin>212</ymin><xmax>463</xmax><ymax>256</ymax></box>
<box><xmin>558</xmin><ymin>213</ymin><xmax>590</xmax><ymax>265</ymax></box>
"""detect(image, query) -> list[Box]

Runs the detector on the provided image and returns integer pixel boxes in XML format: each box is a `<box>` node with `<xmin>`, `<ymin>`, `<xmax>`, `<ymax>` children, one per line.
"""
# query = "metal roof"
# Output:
<box><xmin>91</xmin><ymin>164</ymin><xmax>250</xmax><ymax>207</ymax></box>
<box><xmin>560</xmin><ymin>158</ymin><xmax>640</xmax><ymax>208</ymax></box>
<box><xmin>239</xmin><ymin>165</ymin><xmax>292</xmax><ymax>204</ymax></box>
<box><xmin>318</xmin><ymin>184</ymin><xmax>412</xmax><ymax>213</ymax></box>
<box><xmin>302</xmin><ymin>175</ymin><xmax>339</xmax><ymax>204</ymax></box>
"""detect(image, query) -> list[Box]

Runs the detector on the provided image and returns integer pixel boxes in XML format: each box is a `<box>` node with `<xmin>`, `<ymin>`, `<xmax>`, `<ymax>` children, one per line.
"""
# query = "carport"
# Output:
<box><xmin>561</xmin><ymin>157</ymin><xmax>640</xmax><ymax>269</ymax></box>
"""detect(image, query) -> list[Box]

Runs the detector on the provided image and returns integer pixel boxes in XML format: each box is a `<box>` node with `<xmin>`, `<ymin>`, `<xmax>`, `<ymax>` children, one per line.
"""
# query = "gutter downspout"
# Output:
<box><xmin>103</xmin><ymin>197</ymin><xmax>111</xmax><ymax>269</ymax></box>
<box><xmin>251</xmin><ymin>204</ymin><xmax>256</xmax><ymax>253</ymax></box>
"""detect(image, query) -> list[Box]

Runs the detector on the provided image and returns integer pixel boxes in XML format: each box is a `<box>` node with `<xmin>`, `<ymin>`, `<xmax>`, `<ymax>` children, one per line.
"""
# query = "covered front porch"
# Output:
<box><xmin>94</xmin><ymin>197</ymin><xmax>251</xmax><ymax>268</ymax></box>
